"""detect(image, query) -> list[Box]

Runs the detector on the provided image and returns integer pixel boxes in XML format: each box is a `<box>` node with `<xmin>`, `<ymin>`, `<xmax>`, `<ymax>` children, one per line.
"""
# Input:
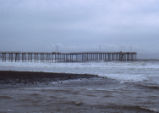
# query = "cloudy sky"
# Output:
<box><xmin>0</xmin><ymin>0</ymin><xmax>159</xmax><ymax>58</ymax></box>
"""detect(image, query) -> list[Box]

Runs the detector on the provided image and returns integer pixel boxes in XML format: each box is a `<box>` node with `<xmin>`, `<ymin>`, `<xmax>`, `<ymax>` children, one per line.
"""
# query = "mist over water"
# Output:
<box><xmin>0</xmin><ymin>0</ymin><xmax>159</xmax><ymax>112</ymax></box>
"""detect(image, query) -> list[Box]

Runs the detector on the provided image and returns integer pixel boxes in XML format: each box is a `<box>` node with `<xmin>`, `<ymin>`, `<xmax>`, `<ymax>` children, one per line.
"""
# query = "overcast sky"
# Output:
<box><xmin>0</xmin><ymin>0</ymin><xmax>159</xmax><ymax>58</ymax></box>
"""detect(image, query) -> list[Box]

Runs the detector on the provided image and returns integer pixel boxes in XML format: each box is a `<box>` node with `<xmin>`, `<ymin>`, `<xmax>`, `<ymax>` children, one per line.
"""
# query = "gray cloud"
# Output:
<box><xmin>0</xmin><ymin>0</ymin><xmax>159</xmax><ymax>58</ymax></box>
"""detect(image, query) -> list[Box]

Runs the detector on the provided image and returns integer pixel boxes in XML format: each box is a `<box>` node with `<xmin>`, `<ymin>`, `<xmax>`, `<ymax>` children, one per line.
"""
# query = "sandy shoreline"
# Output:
<box><xmin>0</xmin><ymin>71</ymin><xmax>98</xmax><ymax>83</ymax></box>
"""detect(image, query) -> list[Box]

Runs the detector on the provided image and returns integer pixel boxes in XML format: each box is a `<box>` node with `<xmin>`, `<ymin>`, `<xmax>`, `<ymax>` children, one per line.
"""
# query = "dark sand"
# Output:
<box><xmin>0</xmin><ymin>71</ymin><xmax>159</xmax><ymax>113</ymax></box>
<box><xmin>0</xmin><ymin>71</ymin><xmax>98</xmax><ymax>84</ymax></box>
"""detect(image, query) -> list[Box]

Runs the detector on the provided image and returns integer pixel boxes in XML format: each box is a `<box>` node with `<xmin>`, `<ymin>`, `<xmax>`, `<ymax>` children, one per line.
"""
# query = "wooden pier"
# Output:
<box><xmin>0</xmin><ymin>51</ymin><xmax>137</xmax><ymax>62</ymax></box>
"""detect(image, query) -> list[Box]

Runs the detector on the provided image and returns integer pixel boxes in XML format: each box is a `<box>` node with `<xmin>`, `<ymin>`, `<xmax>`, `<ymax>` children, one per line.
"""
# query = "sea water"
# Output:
<box><xmin>0</xmin><ymin>61</ymin><xmax>159</xmax><ymax>84</ymax></box>
<box><xmin>0</xmin><ymin>61</ymin><xmax>159</xmax><ymax>113</ymax></box>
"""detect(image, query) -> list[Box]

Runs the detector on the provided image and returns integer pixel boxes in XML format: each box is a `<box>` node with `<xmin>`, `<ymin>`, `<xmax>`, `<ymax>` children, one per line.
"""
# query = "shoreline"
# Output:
<box><xmin>0</xmin><ymin>71</ymin><xmax>98</xmax><ymax>83</ymax></box>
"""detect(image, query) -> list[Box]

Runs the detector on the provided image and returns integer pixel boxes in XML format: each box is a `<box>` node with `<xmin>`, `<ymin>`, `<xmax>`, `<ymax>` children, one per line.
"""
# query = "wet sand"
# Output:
<box><xmin>0</xmin><ymin>71</ymin><xmax>159</xmax><ymax>113</ymax></box>
<box><xmin>0</xmin><ymin>71</ymin><xmax>98</xmax><ymax>84</ymax></box>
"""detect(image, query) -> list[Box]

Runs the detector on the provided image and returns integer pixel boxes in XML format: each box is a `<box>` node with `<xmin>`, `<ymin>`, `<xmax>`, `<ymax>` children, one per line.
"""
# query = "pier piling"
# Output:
<box><xmin>0</xmin><ymin>51</ymin><xmax>137</xmax><ymax>63</ymax></box>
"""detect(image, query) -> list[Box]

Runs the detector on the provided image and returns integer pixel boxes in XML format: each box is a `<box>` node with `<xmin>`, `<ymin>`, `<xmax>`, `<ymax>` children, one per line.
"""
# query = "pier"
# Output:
<box><xmin>0</xmin><ymin>51</ymin><xmax>137</xmax><ymax>62</ymax></box>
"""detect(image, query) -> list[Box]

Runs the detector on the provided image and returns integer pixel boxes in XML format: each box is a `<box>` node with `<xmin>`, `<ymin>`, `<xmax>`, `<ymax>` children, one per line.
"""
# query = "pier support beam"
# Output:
<box><xmin>0</xmin><ymin>51</ymin><xmax>137</xmax><ymax>62</ymax></box>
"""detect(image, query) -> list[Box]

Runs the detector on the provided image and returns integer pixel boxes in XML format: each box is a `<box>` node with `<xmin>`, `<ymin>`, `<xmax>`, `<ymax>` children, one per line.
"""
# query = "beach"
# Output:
<box><xmin>0</xmin><ymin>62</ymin><xmax>159</xmax><ymax>113</ymax></box>
<box><xmin>0</xmin><ymin>71</ymin><xmax>97</xmax><ymax>84</ymax></box>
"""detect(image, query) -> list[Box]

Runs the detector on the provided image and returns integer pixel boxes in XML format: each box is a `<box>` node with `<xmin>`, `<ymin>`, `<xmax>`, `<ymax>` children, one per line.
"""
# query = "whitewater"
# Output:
<box><xmin>0</xmin><ymin>61</ymin><xmax>159</xmax><ymax>84</ymax></box>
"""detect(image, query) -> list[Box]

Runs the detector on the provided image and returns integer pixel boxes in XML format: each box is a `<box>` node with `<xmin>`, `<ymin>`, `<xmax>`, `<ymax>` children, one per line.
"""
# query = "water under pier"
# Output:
<box><xmin>0</xmin><ymin>51</ymin><xmax>137</xmax><ymax>62</ymax></box>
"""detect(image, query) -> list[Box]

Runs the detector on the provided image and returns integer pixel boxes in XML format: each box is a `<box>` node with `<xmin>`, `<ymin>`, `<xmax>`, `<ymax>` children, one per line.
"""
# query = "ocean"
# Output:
<box><xmin>0</xmin><ymin>61</ymin><xmax>159</xmax><ymax>113</ymax></box>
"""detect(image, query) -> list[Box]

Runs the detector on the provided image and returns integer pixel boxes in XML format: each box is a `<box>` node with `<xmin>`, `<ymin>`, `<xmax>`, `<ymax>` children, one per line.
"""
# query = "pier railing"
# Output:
<box><xmin>0</xmin><ymin>51</ymin><xmax>137</xmax><ymax>62</ymax></box>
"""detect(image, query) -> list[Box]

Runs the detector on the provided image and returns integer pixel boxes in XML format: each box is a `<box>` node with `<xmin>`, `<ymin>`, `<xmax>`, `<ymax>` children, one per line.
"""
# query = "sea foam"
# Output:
<box><xmin>0</xmin><ymin>61</ymin><xmax>159</xmax><ymax>83</ymax></box>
